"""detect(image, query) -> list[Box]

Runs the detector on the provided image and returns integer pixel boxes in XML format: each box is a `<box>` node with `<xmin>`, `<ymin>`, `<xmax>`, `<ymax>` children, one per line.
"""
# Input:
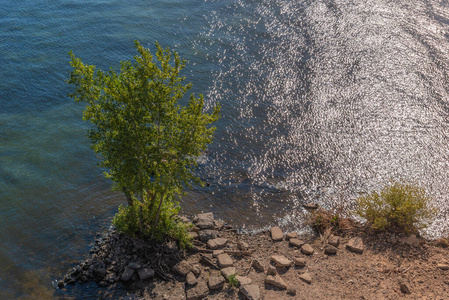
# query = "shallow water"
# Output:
<box><xmin>1</xmin><ymin>0</ymin><xmax>449</xmax><ymax>298</ymax></box>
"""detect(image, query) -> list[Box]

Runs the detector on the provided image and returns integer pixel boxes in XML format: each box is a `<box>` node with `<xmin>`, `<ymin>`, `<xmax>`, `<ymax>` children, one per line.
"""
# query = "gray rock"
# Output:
<box><xmin>301</xmin><ymin>244</ymin><xmax>314</xmax><ymax>255</ymax></box>
<box><xmin>186</xmin><ymin>281</ymin><xmax>209</xmax><ymax>300</ymax></box>
<box><xmin>137</xmin><ymin>267</ymin><xmax>154</xmax><ymax>280</ymax></box>
<box><xmin>196</xmin><ymin>219</ymin><xmax>215</xmax><ymax>229</ymax></box>
<box><xmin>128</xmin><ymin>262</ymin><xmax>142</xmax><ymax>270</ymax></box>
<box><xmin>270</xmin><ymin>227</ymin><xmax>284</xmax><ymax>241</ymax></box>
<box><xmin>208</xmin><ymin>276</ymin><xmax>225</xmax><ymax>290</ymax></box>
<box><xmin>192</xmin><ymin>265</ymin><xmax>201</xmax><ymax>276</ymax></box>
<box><xmin>293</xmin><ymin>257</ymin><xmax>306</xmax><ymax>267</ymax></box>
<box><xmin>400</xmin><ymin>282</ymin><xmax>411</xmax><ymax>294</ymax></box>
<box><xmin>221</xmin><ymin>267</ymin><xmax>237</xmax><ymax>278</ymax></box>
<box><xmin>252</xmin><ymin>259</ymin><xmax>265</xmax><ymax>272</ymax></box>
<box><xmin>328</xmin><ymin>235</ymin><xmax>340</xmax><ymax>247</ymax></box>
<box><xmin>346</xmin><ymin>237</ymin><xmax>364</xmax><ymax>254</ymax></box>
<box><xmin>212</xmin><ymin>250</ymin><xmax>224</xmax><ymax>257</ymax></box>
<box><xmin>236</xmin><ymin>275</ymin><xmax>252</xmax><ymax>286</ymax></box>
<box><xmin>267</xmin><ymin>265</ymin><xmax>277</xmax><ymax>275</ymax></box>
<box><xmin>121</xmin><ymin>267</ymin><xmax>134</xmax><ymax>282</ymax></box>
<box><xmin>217</xmin><ymin>253</ymin><xmax>233</xmax><ymax>268</ymax></box>
<box><xmin>271</xmin><ymin>255</ymin><xmax>292</xmax><ymax>267</ymax></box>
<box><xmin>324</xmin><ymin>245</ymin><xmax>338</xmax><ymax>255</ymax></box>
<box><xmin>195</xmin><ymin>212</ymin><xmax>214</xmax><ymax>223</ymax></box>
<box><xmin>214</xmin><ymin>220</ymin><xmax>225</xmax><ymax>230</ymax></box>
<box><xmin>265</xmin><ymin>275</ymin><xmax>287</xmax><ymax>289</ymax></box>
<box><xmin>286</xmin><ymin>232</ymin><xmax>299</xmax><ymax>240</ymax></box>
<box><xmin>186</xmin><ymin>272</ymin><xmax>197</xmax><ymax>286</ymax></box>
<box><xmin>404</xmin><ymin>235</ymin><xmax>420</xmax><ymax>247</ymax></box>
<box><xmin>289</xmin><ymin>238</ymin><xmax>306</xmax><ymax>248</ymax></box>
<box><xmin>198</xmin><ymin>230</ymin><xmax>218</xmax><ymax>241</ymax></box>
<box><xmin>173</xmin><ymin>260</ymin><xmax>193</xmax><ymax>276</ymax></box>
<box><xmin>240</xmin><ymin>284</ymin><xmax>260</xmax><ymax>300</ymax></box>
<box><xmin>207</xmin><ymin>238</ymin><xmax>228</xmax><ymax>250</ymax></box>
<box><xmin>299</xmin><ymin>272</ymin><xmax>312</xmax><ymax>284</ymax></box>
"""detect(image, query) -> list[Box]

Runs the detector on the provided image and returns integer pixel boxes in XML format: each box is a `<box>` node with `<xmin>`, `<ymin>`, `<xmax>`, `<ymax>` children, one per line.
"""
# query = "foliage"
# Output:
<box><xmin>226</xmin><ymin>274</ymin><xmax>239</xmax><ymax>287</ymax></box>
<box><xmin>355</xmin><ymin>181</ymin><xmax>436</xmax><ymax>234</ymax></box>
<box><xmin>307</xmin><ymin>206</ymin><xmax>356</xmax><ymax>235</ymax></box>
<box><xmin>68</xmin><ymin>41</ymin><xmax>219</xmax><ymax>247</ymax></box>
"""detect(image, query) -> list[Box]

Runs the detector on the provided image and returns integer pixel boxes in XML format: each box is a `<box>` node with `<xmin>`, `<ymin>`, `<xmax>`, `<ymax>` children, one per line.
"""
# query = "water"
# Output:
<box><xmin>1</xmin><ymin>0</ymin><xmax>449</xmax><ymax>298</ymax></box>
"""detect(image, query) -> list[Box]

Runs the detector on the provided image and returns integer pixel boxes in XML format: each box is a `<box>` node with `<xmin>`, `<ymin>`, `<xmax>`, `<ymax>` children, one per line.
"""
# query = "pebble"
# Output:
<box><xmin>270</xmin><ymin>227</ymin><xmax>284</xmax><ymax>241</ymax></box>
<box><xmin>252</xmin><ymin>259</ymin><xmax>265</xmax><ymax>272</ymax></box>
<box><xmin>324</xmin><ymin>245</ymin><xmax>338</xmax><ymax>255</ymax></box>
<box><xmin>437</xmin><ymin>264</ymin><xmax>449</xmax><ymax>270</ymax></box>
<box><xmin>299</xmin><ymin>272</ymin><xmax>312</xmax><ymax>284</ymax></box>
<box><xmin>217</xmin><ymin>253</ymin><xmax>233</xmax><ymax>268</ymax></box>
<box><xmin>267</xmin><ymin>266</ymin><xmax>277</xmax><ymax>275</ymax></box>
<box><xmin>208</xmin><ymin>276</ymin><xmax>225</xmax><ymax>290</ymax></box>
<box><xmin>265</xmin><ymin>275</ymin><xmax>287</xmax><ymax>289</ymax></box>
<box><xmin>346</xmin><ymin>237</ymin><xmax>364</xmax><ymax>254</ymax></box>
<box><xmin>271</xmin><ymin>255</ymin><xmax>292</xmax><ymax>267</ymax></box>
<box><xmin>207</xmin><ymin>238</ymin><xmax>228</xmax><ymax>250</ymax></box>
<box><xmin>289</xmin><ymin>238</ymin><xmax>306</xmax><ymax>248</ymax></box>
<box><xmin>186</xmin><ymin>272</ymin><xmax>197</xmax><ymax>286</ymax></box>
<box><xmin>293</xmin><ymin>257</ymin><xmax>306</xmax><ymax>267</ymax></box>
<box><xmin>286</xmin><ymin>232</ymin><xmax>299</xmax><ymax>240</ymax></box>
<box><xmin>328</xmin><ymin>236</ymin><xmax>340</xmax><ymax>247</ymax></box>
<box><xmin>301</xmin><ymin>244</ymin><xmax>314</xmax><ymax>255</ymax></box>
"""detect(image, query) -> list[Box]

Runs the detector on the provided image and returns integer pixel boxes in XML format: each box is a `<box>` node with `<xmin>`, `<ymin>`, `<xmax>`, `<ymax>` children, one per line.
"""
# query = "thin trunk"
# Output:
<box><xmin>151</xmin><ymin>189</ymin><xmax>166</xmax><ymax>239</ymax></box>
<box><xmin>123</xmin><ymin>187</ymin><xmax>134</xmax><ymax>206</ymax></box>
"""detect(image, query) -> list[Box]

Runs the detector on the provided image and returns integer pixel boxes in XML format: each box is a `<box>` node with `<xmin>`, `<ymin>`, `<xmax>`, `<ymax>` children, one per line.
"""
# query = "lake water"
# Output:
<box><xmin>2</xmin><ymin>0</ymin><xmax>449</xmax><ymax>298</ymax></box>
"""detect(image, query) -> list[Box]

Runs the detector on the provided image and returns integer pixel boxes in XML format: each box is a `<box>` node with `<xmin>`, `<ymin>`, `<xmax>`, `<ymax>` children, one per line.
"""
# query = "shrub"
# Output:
<box><xmin>307</xmin><ymin>207</ymin><xmax>356</xmax><ymax>235</ymax></box>
<box><xmin>355</xmin><ymin>182</ymin><xmax>436</xmax><ymax>234</ymax></box>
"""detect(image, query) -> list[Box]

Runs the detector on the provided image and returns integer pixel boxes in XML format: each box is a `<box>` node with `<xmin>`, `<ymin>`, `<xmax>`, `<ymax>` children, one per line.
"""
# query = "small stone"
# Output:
<box><xmin>328</xmin><ymin>235</ymin><xmax>340</xmax><ymax>247</ymax></box>
<box><xmin>186</xmin><ymin>281</ymin><xmax>209</xmax><ymax>300</ymax></box>
<box><xmin>195</xmin><ymin>212</ymin><xmax>214</xmax><ymax>223</ymax></box>
<box><xmin>128</xmin><ymin>262</ymin><xmax>142</xmax><ymax>270</ymax></box>
<box><xmin>192</xmin><ymin>265</ymin><xmax>201</xmax><ymax>276</ymax></box>
<box><xmin>238</xmin><ymin>241</ymin><xmax>249</xmax><ymax>250</ymax></box>
<box><xmin>236</xmin><ymin>275</ymin><xmax>252</xmax><ymax>286</ymax></box>
<box><xmin>346</xmin><ymin>237</ymin><xmax>364</xmax><ymax>254</ymax></box>
<box><xmin>173</xmin><ymin>260</ymin><xmax>193</xmax><ymax>276</ymax></box>
<box><xmin>301</xmin><ymin>244</ymin><xmax>314</xmax><ymax>255</ymax></box>
<box><xmin>289</xmin><ymin>238</ymin><xmax>306</xmax><ymax>248</ymax></box>
<box><xmin>137</xmin><ymin>267</ymin><xmax>155</xmax><ymax>280</ymax></box>
<box><xmin>293</xmin><ymin>257</ymin><xmax>306</xmax><ymax>267</ymax></box>
<box><xmin>208</xmin><ymin>276</ymin><xmax>225</xmax><ymax>290</ymax></box>
<box><xmin>265</xmin><ymin>275</ymin><xmax>287</xmax><ymax>289</ymax></box>
<box><xmin>270</xmin><ymin>227</ymin><xmax>284</xmax><ymax>241</ymax></box>
<box><xmin>121</xmin><ymin>267</ymin><xmax>134</xmax><ymax>282</ymax></box>
<box><xmin>437</xmin><ymin>264</ymin><xmax>449</xmax><ymax>270</ymax></box>
<box><xmin>404</xmin><ymin>235</ymin><xmax>420</xmax><ymax>247</ymax></box>
<box><xmin>303</xmin><ymin>204</ymin><xmax>319</xmax><ymax>210</ymax></box>
<box><xmin>267</xmin><ymin>265</ymin><xmax>277</xmax><ymax>275</ymax></box>
<box><xmin>189</xmin><ymin>232</ymin><xmax>199</xmax><ymax>240</ymax></box>
<box><xmin>186</xmin><ymin>272</ymin><xmax>197</xmax><ymax>286</ymax></box>
<box><xmin>213</xmin><ymin>250</ymin><xmax>224</xmax><ymax>257</ymax></box>
<box><xmin>214</xmin><ymin>220</ymin><xmax>225</xmax><ymax>230</ymax></box>
<box><xmin>221</xmin><ymin>267</ymin><xmax>237</xmax><ymax>278</ymax></box>
<box><xmin>240</xmin><ymin>284</ymin><xmax>260</xmax><ymax>300</ymax></box>
<box><xmin>200</xmin><ymin>255</ymin><xmax>218</xmax><ymax>269</ymax></box>
<box><xmin>286</xmin><ymin>232</ymin><xmax>299</xmax><ymax>240</ymax></box>
<box><xmin>207</xmin><ymin>238</ymin><xmax>228</xmax><ymax>250</ymax></box>
<box><xmin>271</xmin><ymin>255</ymin><xmax>292</xmax><ymax>267</ymax></box>
<box><xmin>98</xmin><ymin>281</ymin><xmax>107</xmax><ymax>287</ymax></box>
<box><xmin>217</xmin><ymin>253</ymin><xmax>233</xmax><ymax>268</ymax></box>
<box><xmin>287</xmin><ymin>288</ymin><xmax>297</xmax><ymax>296</ymax></box>
<box><xmin>324</xmin><ymin>245</ymin><xmax>338</xmax><ymax>255</ymax></box>
<box><xmin>400</xmin><ymin>282</ymin><xmax>411</xmax><ymax>294</ymax></box>
<box><xmin>198</xmin><ymin>230</ymin><xmax>218</xmax><ymax>241</ymax></box>
<box><xmin>196</xmin><ymin>219</ymin><xmax>215</xmax><ymax>229</ymax></box>
<box><xmin>252</xmin><ymin>259</ymin><xmax>265</xmax><ymax>272</ymax></box>
<box><xmin>57</xmin><ymin>280</ymin><xmax>64</xmax><ymax>288</ymax></box>
<box><xmin>299</xmin><ymin>272</ymin><xmax>312</xmax><ymax>284</ymax></box>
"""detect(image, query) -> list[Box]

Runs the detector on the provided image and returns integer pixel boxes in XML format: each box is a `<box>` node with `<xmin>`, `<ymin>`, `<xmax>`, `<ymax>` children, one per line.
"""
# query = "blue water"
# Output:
<box><xmin>2</xmin><ymin>0</ymin><xmax>449</xmax><ymax>298</ymax></box>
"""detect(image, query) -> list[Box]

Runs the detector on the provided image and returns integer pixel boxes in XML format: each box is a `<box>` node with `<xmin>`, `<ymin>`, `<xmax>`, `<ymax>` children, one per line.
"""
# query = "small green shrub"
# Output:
<box><xmin>226</xmin><ymin>274</ymin><xmax>239</xmax><ymax>287</ymax></box>
<box><xmin>355</xmin><ymin>182</ymin><xmax>436</xmax><ymax>234</ymax></box>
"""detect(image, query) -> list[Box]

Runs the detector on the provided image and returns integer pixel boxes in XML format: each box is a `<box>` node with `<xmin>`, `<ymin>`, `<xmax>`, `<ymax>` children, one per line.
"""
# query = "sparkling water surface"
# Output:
<box><xmin>1</xmin><ymin>0</ymin><xmax>449</xmax><ymax>298</ymax></box>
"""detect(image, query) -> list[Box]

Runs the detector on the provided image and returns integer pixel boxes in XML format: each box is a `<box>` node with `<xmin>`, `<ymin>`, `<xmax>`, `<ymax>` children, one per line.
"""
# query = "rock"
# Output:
<box><xmin>221</xmin><ymin>267</ymin><xmax>237</xmax><ymax>278</ymax></box>
<box><xmin>346</xmin><ymin>237</ymin><xmax>364</xmax><ymax>254</ymax></box>
<box><xmin>207</xmin><ymin>238</ymin><xmax>228</xmax><ymax>250</ymax></box>
<box><xmin>301</xmin><ymin>244</ymin><xmax>314</xmax><ymax>255</ymax></box>
<box><xmin>236</xmin><ymin>275</ymin><xmax>252</xmax><ymax>286</ymax></box>
<box><xmin>137</xmin><ymin>267</ymin><xmax>154</xmax><ymax>280</ymax></box>
<box><xmin>265</xmin><ymin>275</ymin><xmax>287</xmax><ymax>289</ymax></box>
<box><xmin>252</xmin><ymin>259</ymin><xmax>265</xmax><ymax>272</ymax></box>
<box><xmin>128</xmin><ymin>262</ymin><xmax>142</xmax><ymax>270</ymax></box>
<box><xmin>293</xmin><ymin>257</ymin><xmax>306</xmax><ymax>267</ymax></box>
<box><xmin>196</xmin><ymin>219</ymin><xmax>215</xmax><ymax>229</ymax></box>
<box><xmin>57</xmin><ymin>280</ymin><xmax>64</xmax><ymax>288</ymax></box>
<box><xmin>327</xmin><ymin>236</ymin><xmax>339</xmax><ymax>247</ymax></box>
<box><xmin>195</xmin><ymin>212</ymin><xmax>214</xmax><ymax>223</ymax></box>
<box><xmin>121</xmin><ymin>267</ymin><xmax>134</xmax><ymax>282</ymax></box>
<box><xmin>437</xmin><ymin>264</ymin><xmax>449</xmax><ymax>270</ymax></box>
<box><xmin>299</xmin><ymin>272</ymin><xmax>312</xmax><ymax>284</ymax></box>
<box><xmin>287</xmin><ymin>288</ymin><xmax>297</xmax><ymax>296</ymax></box>
<box><xmin>95</xmin><ymin>267</ymin><xmax>107</xmax><ymax>277</ymax></box>
<box><xmin>186</xmin><ymin>281</ymin><xmax>209</xmax><ymax>300</ymax></box>
<box><xmin>98</xmin><ymin>281</ymin><xmax>107</xmax><ymax>287</ymax></box>
<box><xmin>192</xmin><ymin>265</ymin><xmax>201</xmax><ymax>277</ymax></box>
<box><xmin>200</xmin><ymin>254</ymin><xmax>218</xmax><ymax>269</ymax></box>
<box><xmin>324</xmin><ymin>245</ymin><xmax>338</xmax><ymax>255</ymax></box>
<box><xmin>267</xmin><ymin>266</ymin><xmax>277</xmax><ymax>275</ymax></box>
<box><xmin>213</xmin><ymin>250</ymin><xmax>224</xmax><ymax>257</ymax></box>
<box><xmin>214</xmin><ymin>220</ymin><xmax>225</xmax><ymax>230</ymax></box>
<box><xmin>289</xmin><ymin>238</ymin><xmax>306</xmax><ymax>248</ymax></box>
<box><xmin>189</xmin><ymin>232</ymin><xmax>199</xmax><ymax>240</ymax></box>
<box><xmin>186</xmin><ymin>272</ymin><xmax>197</xmax><ymax>286</ymax></box>
<box><xmin>271</xmin><ymin>255</ymin><xmax>292</xmax><ymax>267</ymax></box>
<box><xmin>303</xmin><ymin>204</ymin><xmax>319</xmax><ymax>210</ymax></box>
<box><xmin>270</xmin><ymin>227</ymin><xmax>284</xmax><ymax>241</ymax></box>
<box><xmin>198</xmin><ymin>230</ymin><xmax>218</xmax><ymax>241</ymax></box>
<box><xmin>240</xmin><ymin>284</ymin><xmax>260</xmax><ymax>300</ymax></box>
<box><xmin>217</xmin><ymin>253</ymin><xmax>233</xmax><ymax>268</ymax></box>
<box><xmin>208</xmin><ymin>276</ymin><xmax>225</xmax><ymax>290</ymax></box>
<box><xmin>173</xmin><ymin>260</ymin><xmax>193</xmax><ymax>276</ymax></box>
<box><xmin>286</xmin><ymin>232</ymin><xmax>299</xmax><ymax>240</ymax></box>
<box><xmin>400</xmin><ymin>282</ymin><xmax>411</xmax><ymax>294</ymax></box>
<box><xmin>238</xmin><ymin>241</ymin><xmax>249</xmax><ymax>250</ymax></box>
<box><xmin>404</xmin><ymin>235</ymin><xmax>420</xmax><ymax>247</ymax></box>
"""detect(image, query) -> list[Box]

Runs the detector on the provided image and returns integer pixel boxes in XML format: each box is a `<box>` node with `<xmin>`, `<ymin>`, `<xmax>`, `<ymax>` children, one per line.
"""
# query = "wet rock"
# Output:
<box><xmin>324</xmin><ymin>245</ymin><xmax>338</xmax><ymax>255</ymax></box>
<box><xmin>236</xmin><ymin>275</ymin><xmax>252</xmax><ymax>286</ymax></box>
<box><xmin>221</xmin><ymin>267</ymin><xmax>237</xmax><ymax>278</ymax></box>
<box><xmin>207</xmin><ymin>238</ymin><xmax>228</xmax><ymax>250</ymax></box>
<box><xmin>400</xmin><ymin>282</ymin><xmax>411</xmax><ymax>294</ymax></box>
<box><xmin>208</xmin><ymin>276</ymin><xmax>225</xmax><ymax>290</ymax></box>
<box><xmin>299</xmin><ymin>272</ymin><xmax>312</xmax><ymax>284</ymax></box>
<box><xmin>198</xmin><ymin>230</ymin><xmax>218</xmax><ymax>241</ymax></box>
<box><xmin>270</xmin><ymin>227</ymin><xmax>284</xmax><ymax>241</ymax></box>
<box><xmin>265</xmin><ymin>275</ymin><xmax>287</xmax><ymax>289</ymax></box>
<box><xmin>293</xmin><ymin>257</ymin><xmax>306</xmax><ymax>267</ymax></box>
<box><xmin>346</xmin><ymin>237</ymin><xmax>364</xmax><ymax>254</ymax></box>
<box><xmin>267</xmin><ymin>266</ymin><xmax>277</xmax><ymax>276</ymax></box>
<box><xmin>271</xmin><ymin>255</ymin><xmax>292</xmax><ymax>267</ymax></box>
<box><xmin>217</xmin><ymin>253</ymin><xmax>233</xmax><ymax>268</ymax></box>
<box><xmin>98</xmin><ymin>281</ymin><xmax>107</xmax><ymax>287</ymax></box>
<box><xmin>186</xmin><ymin>281</ymin><xmax>209</xmax><ymax>300</ymax></box>
<box><xmin>289</xmin><ymin>238</ymin><xmax>306</xmax><ymax>248</ymax></box>
<box><xmin>252</xmin><ymin>259</ymin><xmax>265</xmax><ymax>272</ymax></box>
<box><xmin>173</xmin><ymin>260</ymin><xmax>193</xmax><ymax>276</ymax></box>
<box><xmin>240</xmin><ymin>284</ymin><xmax>260</xmax><ymax>300</ymax></box>
<box><xmin>301</xmin><ymin>244</ymin><xmax>314</xmax><ymax>255</ymax></box>
<box><xmin>137</xmin><ymin>267</ymin><xmax>155</xmax><ymax>280</ymax></box>
<box><xmin>186</xmin><ymin>272</ymin><xmax>197</xmax><ymax>286</ymax></box>
<box><xmin>286</xmin><ymin>232</ymin><xmax>299</xmax><ymax>240</ymax></box>
<box><xmin>328</xmin><ymin>236</ymin><xmax>340</xmax><ymax>247</ymax></box>
<box><xmin>121</xmin><ymin>267</ymin><xmax>134</xmax><ymax>282</ymax></box>
<box><xmin>57</xmin><ymin>280</ymin><xmax>64</xmax><ymax>288</ymax></box>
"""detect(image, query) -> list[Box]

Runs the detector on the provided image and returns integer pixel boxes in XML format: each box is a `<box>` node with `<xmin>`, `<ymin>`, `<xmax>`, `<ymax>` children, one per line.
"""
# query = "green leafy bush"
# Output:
<box><xmin>355</xmin><ymin>182</ymin><xmax>436</xmax><ymax>234</ymax></box>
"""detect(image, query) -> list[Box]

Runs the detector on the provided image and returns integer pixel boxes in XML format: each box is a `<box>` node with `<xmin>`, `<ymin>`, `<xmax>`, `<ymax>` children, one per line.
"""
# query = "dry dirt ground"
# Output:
<box><xmin>139</xmin><ymin>224</ymin><xmax>449</xmax><ymax>300</ymax></box>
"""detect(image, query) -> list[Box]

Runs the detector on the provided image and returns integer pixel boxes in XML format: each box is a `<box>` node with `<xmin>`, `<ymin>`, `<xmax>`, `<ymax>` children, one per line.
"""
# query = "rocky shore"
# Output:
<box><xmin>59</xmin><ymin>212</ymin><xmax>449</xmax><ymax>299</ymax></box>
